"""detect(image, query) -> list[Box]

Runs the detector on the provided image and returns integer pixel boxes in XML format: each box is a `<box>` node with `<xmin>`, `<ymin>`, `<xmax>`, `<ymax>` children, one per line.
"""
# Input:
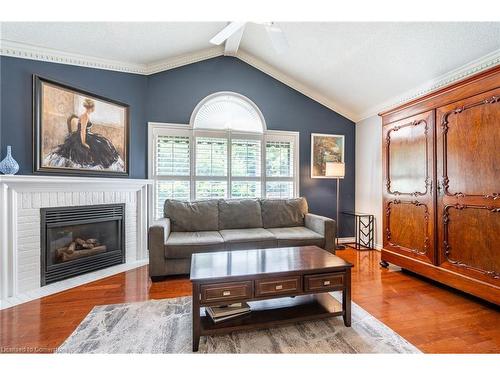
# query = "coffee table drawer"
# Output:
<box><xmin>255</xmin><ymin>276</ymin><xmax>302</xmax><ymax>297</ymax></box>
<box><xmin>304</xmin><ymin>273</ymin><xmax>344</xmax><ymax>292</ymax></box>
<box><xmin>200</xmin><ymin>281</ymin><xmax>253</xmax><ymax>303</ymax></box>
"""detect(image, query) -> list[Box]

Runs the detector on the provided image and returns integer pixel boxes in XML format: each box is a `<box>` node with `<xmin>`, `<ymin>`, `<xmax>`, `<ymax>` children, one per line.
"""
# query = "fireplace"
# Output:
<box><xmin>40</xmin><ymin>204</ymin><xmax>125</xmax><ymax>285</ymax></box>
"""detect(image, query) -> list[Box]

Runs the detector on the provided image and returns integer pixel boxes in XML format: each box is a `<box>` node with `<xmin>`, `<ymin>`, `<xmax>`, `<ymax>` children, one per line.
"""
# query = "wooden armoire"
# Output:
<box><xmin>379</xmin><ymin>66</ymin><xmax>500</xmax><ymax>305</ymax></box>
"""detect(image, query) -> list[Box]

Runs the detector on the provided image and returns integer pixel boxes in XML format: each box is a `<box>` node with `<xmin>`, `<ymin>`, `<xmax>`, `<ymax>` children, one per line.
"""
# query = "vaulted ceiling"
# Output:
<box><xmin>1</xmin><ymin>22</ymin><xmax>499</xmax><ymax>121</ymax></box>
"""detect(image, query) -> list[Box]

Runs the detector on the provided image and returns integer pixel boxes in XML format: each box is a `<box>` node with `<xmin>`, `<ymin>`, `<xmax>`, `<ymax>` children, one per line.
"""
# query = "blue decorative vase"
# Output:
<box><xmin>0</xmin><ymin>146</ymin><xmax>20</xmax><ymax>175</ymax></box>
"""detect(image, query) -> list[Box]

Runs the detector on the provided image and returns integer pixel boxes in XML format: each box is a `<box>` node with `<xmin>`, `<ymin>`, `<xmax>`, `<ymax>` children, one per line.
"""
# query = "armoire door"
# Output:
<box><xmin>436</xmin><ymin>87</ymin><xmax>500</xmax><ymax>285</ymax></box>
<box><xmin>383</xmin><ymin>110</ymin><xmax>435</xmax><ymax>264</ymax></box>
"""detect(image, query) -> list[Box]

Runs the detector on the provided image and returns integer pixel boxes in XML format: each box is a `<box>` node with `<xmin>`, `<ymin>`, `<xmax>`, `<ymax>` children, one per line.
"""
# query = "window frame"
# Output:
<box><xmin>148</xmin><ymin>125</ymin><xmax>299</xmax><ymax>222</ymax></box>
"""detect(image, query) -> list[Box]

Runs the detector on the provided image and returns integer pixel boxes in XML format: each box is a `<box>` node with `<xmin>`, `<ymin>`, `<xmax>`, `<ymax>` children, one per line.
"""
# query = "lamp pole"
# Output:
<box><xmin>325</xmin><ymin>161</ymin><xmax>346</xmax><ymax>250</ymax></box>
<box><xmin>336</xmin><ymin>176</ymin><xmax>345</xmax><ymax>250</ymax></box>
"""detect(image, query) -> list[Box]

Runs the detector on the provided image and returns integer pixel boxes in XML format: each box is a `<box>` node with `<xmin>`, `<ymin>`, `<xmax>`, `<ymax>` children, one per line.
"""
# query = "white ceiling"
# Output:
<box><xmin>1</xmin><ymin>22</ymin><xmax>500</xmax><ymax>121</ymax></box>
<box><xmin>0</xmin><ymin>22</ymin><xmax>226</xmax><ymax>64</ymax></box>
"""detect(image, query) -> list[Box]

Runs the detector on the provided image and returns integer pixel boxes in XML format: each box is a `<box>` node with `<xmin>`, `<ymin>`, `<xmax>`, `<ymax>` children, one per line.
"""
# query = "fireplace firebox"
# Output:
<box><xmin>40</xmin><ymin>204</ymin><xmax>125</xmax><ymax>285</ymax></box>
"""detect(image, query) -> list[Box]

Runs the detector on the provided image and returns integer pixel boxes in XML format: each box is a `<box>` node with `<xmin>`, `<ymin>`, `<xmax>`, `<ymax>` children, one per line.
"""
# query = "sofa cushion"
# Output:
<box><xmin>164</xmin><ymin>199</ymin><xmax>219</xmax><ymax>232</ymax></box>
<box><xmin>219</xmin><ymin>228</ymin><xmax>277</xmax><ymax>250</ymax></box>
<box><xmin>219</xmin><ymin>199</ymin><xmax>263</xmax><ymax>230</ymax></box>
<box><xmin>260</xmin><ymin>197</ymin><xmax>309</xmax><ymax>228</ymax></box>
<box><xmin>165</xmin><ymin>231</ymin><xmax>224</xmax><ymax>259</ymax></box>
<box><xmin>267</xmin><ymin>226</ymin><xmax>324</xmax><ymax>248</ymax></box>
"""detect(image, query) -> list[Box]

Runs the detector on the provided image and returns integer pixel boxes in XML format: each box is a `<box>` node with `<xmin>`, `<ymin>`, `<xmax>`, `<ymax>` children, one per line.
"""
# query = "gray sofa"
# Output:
<box><xmin>148</xmin><ymin>197</ymin><xmax>336</xmax><ymax>278</ymax></box>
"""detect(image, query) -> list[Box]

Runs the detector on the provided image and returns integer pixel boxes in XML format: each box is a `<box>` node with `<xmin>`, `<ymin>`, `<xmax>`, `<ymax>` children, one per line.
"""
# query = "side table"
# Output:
<box><xmin>341</xmin><ymin>211</ymin><xmax>374</xmax><ymax>250</ymax></box>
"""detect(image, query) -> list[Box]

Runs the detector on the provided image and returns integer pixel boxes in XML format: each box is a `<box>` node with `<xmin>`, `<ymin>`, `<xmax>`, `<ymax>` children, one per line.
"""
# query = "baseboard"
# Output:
<box><xmin>338</xmin><ymin>237</ymin><xmax>356</xmax><ymax>244</ymax></box>
<box><xmin>0</xmin><ymin>259</ymin><xmax>148</xmax><ymax>310</ymax></box>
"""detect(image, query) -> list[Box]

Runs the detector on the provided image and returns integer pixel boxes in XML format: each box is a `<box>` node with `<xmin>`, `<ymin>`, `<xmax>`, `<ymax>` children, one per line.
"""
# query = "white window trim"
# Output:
<box><xmin>148</xmin><ymin>122</ymin><xmax>299</xmax><ymax>222</ymax></box>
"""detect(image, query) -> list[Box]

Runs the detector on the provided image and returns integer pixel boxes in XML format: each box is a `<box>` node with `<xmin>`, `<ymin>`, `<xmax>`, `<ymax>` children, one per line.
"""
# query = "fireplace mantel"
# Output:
<box><xmin>0</xmin><ymin>175</ymin><xmax>152</xmax><ymax>191</ymax></box>
<box><xmin>0</xmin><ymin>175</ymin><xmax>152</xmax><ymax>309</ymax></box>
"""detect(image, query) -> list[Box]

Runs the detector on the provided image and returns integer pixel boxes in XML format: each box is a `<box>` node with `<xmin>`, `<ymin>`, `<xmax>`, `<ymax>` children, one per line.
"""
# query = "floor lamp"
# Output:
<box><xmin>325</xmin><ymin>162</ymin><xmax>346</xmax><ymax>250</ymax></box>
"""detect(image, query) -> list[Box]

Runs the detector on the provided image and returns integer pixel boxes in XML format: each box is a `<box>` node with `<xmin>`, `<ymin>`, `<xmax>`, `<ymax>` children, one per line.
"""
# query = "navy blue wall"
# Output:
<box><xmin>0</xmin><ymin>55</ymin><xmax>355</xmax><ymax>236</ymax></box>
<box><xmin>147</xmin><ymin>57</ymin><xmax>355</xmax><ymax>236</ymax></box>
<box><xmin>0</xmin><ymin>56</ymin><xmax>148</xmax><ymax>178</ymax></box>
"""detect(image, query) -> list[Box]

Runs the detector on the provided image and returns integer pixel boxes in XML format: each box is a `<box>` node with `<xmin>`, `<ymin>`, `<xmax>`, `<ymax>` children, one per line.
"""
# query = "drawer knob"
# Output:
<box><xmin>323</xmin><ymin>280</ymin><xmax>331</xmax><ymax>286</ymax></box>
<box><xmin>275</xmin><ymin>284</ymin><xmax>283</xmax><ymax>290</ymax></box>
<box><xmin>222</xmin><ymin>291</ymin><xmax>231</xmax><ymax>296</ymax></box>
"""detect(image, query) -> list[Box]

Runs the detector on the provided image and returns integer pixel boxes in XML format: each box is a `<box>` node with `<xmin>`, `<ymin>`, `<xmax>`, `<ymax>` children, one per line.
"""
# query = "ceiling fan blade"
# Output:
<box><xmin>210</xmin><ymin>22</ymin><xmax>246</xmax><ymax>45</ymax></box>
<box><xmin>224</xmin><ymin>25</ymin><xmax>246</xmax><ymax>55</ymax></box>
<box><xmin>265</xmin><ymin>23</ymin><xmax>289</xmax><ymax>54</ymax></box>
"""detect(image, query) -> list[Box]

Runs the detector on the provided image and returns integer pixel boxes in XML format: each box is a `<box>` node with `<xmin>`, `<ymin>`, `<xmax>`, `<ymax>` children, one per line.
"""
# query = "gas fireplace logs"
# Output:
<box><xmin>56</xmin><ymin>238</ymin><xmax>107</xmax><ymax>262</ymax></box>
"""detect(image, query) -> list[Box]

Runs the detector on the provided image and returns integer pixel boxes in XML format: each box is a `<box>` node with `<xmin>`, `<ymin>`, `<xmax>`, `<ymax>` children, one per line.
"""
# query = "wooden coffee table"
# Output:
<box><xmin>190</xmin><ymin>246</ymin><xmax>353</xmax><ymax>352</ymax></box>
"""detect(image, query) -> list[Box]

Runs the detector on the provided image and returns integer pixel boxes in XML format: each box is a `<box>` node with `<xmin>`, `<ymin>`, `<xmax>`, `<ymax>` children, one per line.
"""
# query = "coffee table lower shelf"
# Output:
<box><xmin>196</xmin><ymin>293</ymin><xmax>344</xmax><ymax>347</ymax></box>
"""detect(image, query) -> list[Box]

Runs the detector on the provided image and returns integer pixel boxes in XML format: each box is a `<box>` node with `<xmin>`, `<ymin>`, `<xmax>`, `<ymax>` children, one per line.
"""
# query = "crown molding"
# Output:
<box><xmin>0</xmin><ymin>39</ymin><xmax>356</xmax><ymax>121</ymax></box>
<box><xmin>0</xmin><ymin>39</ymin><xmax>147</xmax><ymax>74</ymax></box>
<box><xmin>145</xmin><ymin>46</ymin><xmax>224</xmax><ymax>75</ymax></box>
<box><xmin>0</xmin><ymin>40</ymin><xmax>225</xmax><ymax>76</ymax></box>
<box><xmin>356</xmin><ymin>48</ymin><xmax>500</xmax><ymax>122</ymax></box>
<box><xmin>0</xmin><ymin>39</ymin><xmax>224</xmax><ymax>75</ymax></box>
<box><xmin>235</xmin><ymin>49</ymin><xmax>357</xmax><ymax>121</ymax></box>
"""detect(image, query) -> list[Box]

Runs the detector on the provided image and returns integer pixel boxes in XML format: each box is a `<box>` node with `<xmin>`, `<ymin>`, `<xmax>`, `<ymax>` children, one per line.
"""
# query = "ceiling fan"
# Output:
<box><xmin>209</xmin><ymin>22</ymin><xmax>289</xmax><ymax>55</ymax></box>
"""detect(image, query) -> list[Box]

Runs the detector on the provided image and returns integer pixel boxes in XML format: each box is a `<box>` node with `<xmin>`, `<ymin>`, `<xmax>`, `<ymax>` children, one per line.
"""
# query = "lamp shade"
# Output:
<box><xmin>325</xmin><ymin>162</ymin><xmax>345</xmax><ymax>178</ymax></box>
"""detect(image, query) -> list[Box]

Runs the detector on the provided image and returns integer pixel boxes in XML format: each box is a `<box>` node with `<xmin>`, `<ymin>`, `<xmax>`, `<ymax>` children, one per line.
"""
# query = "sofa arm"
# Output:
<box><xmin>148</xmin><ymin>218</ymin><xmax>171</xmax><ymax>278</ymax></box>
<box><xmin>305</xmin><ymin>213</ymin><xmax>336</xmax><ymax>253</ymax></box>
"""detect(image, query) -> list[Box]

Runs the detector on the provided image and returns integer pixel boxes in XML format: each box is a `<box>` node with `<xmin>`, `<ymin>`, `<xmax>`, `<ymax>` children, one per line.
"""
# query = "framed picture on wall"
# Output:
<box><xmin>33</xmin><ymin>75</ymin><xmax>130</xmax><ymax>177</ymax></box>
<box><xmin>310</xmin><ymin>133</ymin><xmax>345</xmax><ymax>178</ymax></box>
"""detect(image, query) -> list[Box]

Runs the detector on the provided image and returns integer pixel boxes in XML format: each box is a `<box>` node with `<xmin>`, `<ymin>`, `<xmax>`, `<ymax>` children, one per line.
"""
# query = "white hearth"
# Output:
<box><xmin>0</xmin><ymin>175</ymin><xmax>152</xmax><ymax>309</ymax></box>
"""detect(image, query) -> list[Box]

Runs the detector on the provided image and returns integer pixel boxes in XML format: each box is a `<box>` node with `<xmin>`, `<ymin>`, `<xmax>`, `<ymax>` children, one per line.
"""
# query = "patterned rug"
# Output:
<box><xmin>57</xmin><ymin>295</ymin><xmax>420</xmax><ymax>353</ymax></box>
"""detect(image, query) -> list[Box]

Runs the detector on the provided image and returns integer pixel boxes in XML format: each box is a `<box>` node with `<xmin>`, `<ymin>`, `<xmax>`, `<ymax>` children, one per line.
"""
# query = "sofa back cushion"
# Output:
<box><xmin>260</xmin><ymin>197</ymin><xmax>309</xmax><ymax>228</ymax></box>
<box><xmin>164</xmin><ymin>199</ymin><xmax>219</xmax><ymax>232</ymax></box>
<box><xmin>219</xmin><ymin>199</ymin><xmax>263</xmax><ymax>230</ymax></box>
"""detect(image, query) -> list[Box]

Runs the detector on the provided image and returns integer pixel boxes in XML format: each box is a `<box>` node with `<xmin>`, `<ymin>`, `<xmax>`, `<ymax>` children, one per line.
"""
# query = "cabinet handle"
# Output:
<box><xmin>275</xmin><ymin>284</ymin><xmax>283</xmax><ymax>290</ymax></box>
<box><xmin>222</xmin><ymin>290</ymin><xmax>231</xmax><ymax>296</ymax></box>
<box><xmin>323</xmin><ymin>280</ymin><xmax>331</xmax><ymax>286</ymax></box>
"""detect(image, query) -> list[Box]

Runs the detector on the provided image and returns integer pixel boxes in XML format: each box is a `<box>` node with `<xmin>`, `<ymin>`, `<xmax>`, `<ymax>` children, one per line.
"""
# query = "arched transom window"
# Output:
<box><xmin>191</xmin><ymin>92</ymin><xmax>266</xmax><ymax>133</ymax></box>
<box><xmin>150</xmin><ymin>92</ymin><xmax>299</xmax><ymax>219</ymax></box>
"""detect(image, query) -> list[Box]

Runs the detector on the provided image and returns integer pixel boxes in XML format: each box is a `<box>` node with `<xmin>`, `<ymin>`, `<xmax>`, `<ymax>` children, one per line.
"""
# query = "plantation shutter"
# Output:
<box><xmin>195</xmin><ymin>136</ymin><xmax>228</xmax><ymax>199</ymax></box>
<box><xmin>156</xmin><ymin>135</ymin><xmax>190</xmax><ymax>176</ymax></box>
<box><xmin>154</xmin><ymin>134</ymin><xmax>191</xmax><ymax>219</ymax></box>
<box><xmin>195</xmin><ymin>137</ymin><xmax>227</xmax><ymax>176</ymax></box>
<box><xmin>266</xmin><ymin>140</ymin><xmax>294</xmax><ymax>177</ymax></box>
<box><xmin>265</xmin><ymin>139</ymin><xmax>295</xmax><ymax>198</ymax></box>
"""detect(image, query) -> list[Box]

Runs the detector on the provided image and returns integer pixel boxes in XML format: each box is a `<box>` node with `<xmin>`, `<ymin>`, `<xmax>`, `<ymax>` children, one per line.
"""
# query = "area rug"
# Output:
<box><xmin>56</xmin><ymin>295</ymin><xmax>420</xmax><ymax>353</ymax></box>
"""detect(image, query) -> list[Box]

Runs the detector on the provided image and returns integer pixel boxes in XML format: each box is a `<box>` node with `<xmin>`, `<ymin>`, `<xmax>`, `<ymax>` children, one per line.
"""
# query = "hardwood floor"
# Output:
<box><xmin>0</xmin><ymin>249</ymin><xmax>498</xmax><ymax>353</ymax></box>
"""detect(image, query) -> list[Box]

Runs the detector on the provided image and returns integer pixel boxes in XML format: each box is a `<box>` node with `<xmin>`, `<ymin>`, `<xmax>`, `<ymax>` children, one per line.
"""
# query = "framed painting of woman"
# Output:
<box><xmin>33</xmin><ymin>75</ymin><xmax>130</xmax><ymax>177</ymax></box>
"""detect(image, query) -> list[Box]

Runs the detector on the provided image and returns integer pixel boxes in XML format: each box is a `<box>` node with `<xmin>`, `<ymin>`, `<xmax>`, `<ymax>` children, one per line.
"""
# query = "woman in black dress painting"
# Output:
<box><xmin>44</xmin><ymin>98</ymin><xmax>124</xmax><ymax>170</ymax></box>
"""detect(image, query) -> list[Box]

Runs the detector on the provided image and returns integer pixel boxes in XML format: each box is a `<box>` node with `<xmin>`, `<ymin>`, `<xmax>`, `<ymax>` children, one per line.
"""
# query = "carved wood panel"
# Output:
<box><xmin>383</xmin><ymin>111</ymin><xmax>435</xmax><ymax>263</ymax></box>
<box><xmin>437</xmin><ymin>89</ymin><xmax>500</xmax><ymax>198</ymax></box>
<box><xmin>385</xmin><ymin>199</ymin><xmax>433</xmax><ymax>263</ymax></box>
<box><xmin>440</xmin><ymin>204</ymin><xmax>500</xmax><ymax>283</ymax></box>
<box><xmin>437</xmin><ymin>87</ymin><xmax>500</xmax><ymax>283</ymax></box>
<box><xmin>385</xmin><ymin>119</ymin><xmax>430</xmax><ymax>196</ymax></box>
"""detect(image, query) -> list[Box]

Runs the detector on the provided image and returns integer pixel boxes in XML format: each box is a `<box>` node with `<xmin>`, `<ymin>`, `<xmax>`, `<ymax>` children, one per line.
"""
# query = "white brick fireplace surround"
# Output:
<box><xmin>0</xmin><ymin>175</ymin><xmax>152</xmax><ymax>309</ymax></box>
